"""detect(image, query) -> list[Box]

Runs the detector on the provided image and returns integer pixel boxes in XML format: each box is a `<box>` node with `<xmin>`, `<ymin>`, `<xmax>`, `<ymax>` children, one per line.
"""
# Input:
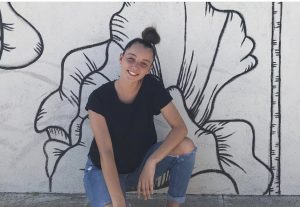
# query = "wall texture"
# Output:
<box><xmin>0</xmin><ymin>2</ymin><xmax>295</xmax><ymax>196</ymax></box>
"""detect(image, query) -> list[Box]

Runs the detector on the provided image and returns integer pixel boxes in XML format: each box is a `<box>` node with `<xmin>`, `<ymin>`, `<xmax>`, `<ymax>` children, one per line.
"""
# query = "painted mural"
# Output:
<box><xmin>0</xmin><ymin>2</ymin><xmax>43</xmax><ymax>69</ymax></box>
<box><xmin>269</xmin><ymin>2</ymin><xmax>282</xmax><ymax>195</ymax></box>
<box><xmin>0</xmin><ymin>2</ymin><xmax>289</xmax><ymax>195</ymax></box>
<box><xmin>33</xmin><ymin>2</ymin><xmax>274</xmax><ymax>194</ymax></box>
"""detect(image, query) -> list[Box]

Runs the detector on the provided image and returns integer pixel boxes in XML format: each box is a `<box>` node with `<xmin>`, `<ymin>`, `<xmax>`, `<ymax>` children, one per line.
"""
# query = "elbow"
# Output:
<box><xmin>171</xmin><ymin>121</ymin><xmax>188</xmax><ymax>138</ymax></box>
<box><xmin>177</xmin><ymin>122</ymin><xmax>188</xmax><ymax>137</ymax></box>
<box><xmin>182</xmin><ymin>124</ymin><xmax>188</xmax><ymax>137</ymax></box>
<box><xmin>100</xmin><ymin>148</ymin><xmax>114</xmax><ymax>157</ymax></box>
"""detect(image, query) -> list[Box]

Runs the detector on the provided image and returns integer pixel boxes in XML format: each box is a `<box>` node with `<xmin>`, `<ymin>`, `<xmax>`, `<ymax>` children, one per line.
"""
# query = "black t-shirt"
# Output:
<box><xmin>85</xmin><ymin>74</ymin><xmax>173</xmax><ymax>174</ymax></box>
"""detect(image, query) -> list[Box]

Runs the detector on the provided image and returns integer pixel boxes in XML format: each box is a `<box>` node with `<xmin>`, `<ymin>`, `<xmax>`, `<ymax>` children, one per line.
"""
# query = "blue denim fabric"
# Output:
<box><xmin>83</xmin><ymin>141</ymin><xmax>196</xmax><ymax>207</ymax></box>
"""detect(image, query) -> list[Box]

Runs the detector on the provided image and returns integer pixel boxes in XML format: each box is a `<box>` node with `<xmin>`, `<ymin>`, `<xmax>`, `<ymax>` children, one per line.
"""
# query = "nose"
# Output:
<box><xmin>130</xmin><ymin>61</ymin><xmax>139</xmax><ymax>70</ymax></box>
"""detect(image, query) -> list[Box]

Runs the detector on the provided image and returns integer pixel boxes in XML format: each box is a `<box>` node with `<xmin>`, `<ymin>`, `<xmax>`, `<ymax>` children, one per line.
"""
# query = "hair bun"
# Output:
<box><xmin>142</xmin><ymin>27</ymin><xmax>160</xmax><ymax>45</ymax></box>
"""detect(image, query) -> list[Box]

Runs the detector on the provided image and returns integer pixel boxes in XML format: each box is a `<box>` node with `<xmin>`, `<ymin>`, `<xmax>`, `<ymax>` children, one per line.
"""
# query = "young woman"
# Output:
<box><xmin>84</xmin><ymin>27</ymin><xmax>196</xmax><ymax>207</ymax></box>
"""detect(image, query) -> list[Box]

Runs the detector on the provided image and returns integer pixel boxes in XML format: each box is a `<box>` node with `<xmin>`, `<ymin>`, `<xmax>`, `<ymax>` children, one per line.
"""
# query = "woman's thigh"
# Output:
<box><xmin>125</xmin><ymin>141</ymin><xmax>176</xmax><ymax>191</ymax></box>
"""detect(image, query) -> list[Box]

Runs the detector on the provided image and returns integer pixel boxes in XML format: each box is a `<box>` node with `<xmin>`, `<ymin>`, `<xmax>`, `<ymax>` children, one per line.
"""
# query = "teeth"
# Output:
<box><xmin>128</xmin><ymin>70</ymin><xmax>138</xmax><ymax>76</ymax></box>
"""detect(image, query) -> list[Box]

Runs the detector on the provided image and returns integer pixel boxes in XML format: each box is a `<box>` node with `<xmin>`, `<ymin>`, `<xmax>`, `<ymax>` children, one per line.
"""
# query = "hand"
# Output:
<box><xmin>112</xmin><ymin>196</ymin><xmax>126</xmax><ymax>207</ymax></box>
<box><xmin>137</xmin><ymin>159</ymin><xmax>156</xmax><ymax>200</ymax></box>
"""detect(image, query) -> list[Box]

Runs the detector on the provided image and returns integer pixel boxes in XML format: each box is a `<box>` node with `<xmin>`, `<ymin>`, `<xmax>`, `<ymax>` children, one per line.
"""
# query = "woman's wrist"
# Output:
<box><xmin>147</xmin><ymin>156</ymin><xmax>159</xmax><ymax>166</ymax></box>
<box><xmin>112</xmin><ymin>195</ymin><xmax>126</xmax><ymax>206</ymax></box>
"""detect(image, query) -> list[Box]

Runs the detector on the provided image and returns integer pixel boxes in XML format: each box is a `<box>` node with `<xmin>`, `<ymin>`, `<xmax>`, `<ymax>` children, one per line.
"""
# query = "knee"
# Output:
<box><xmin>170</xmin><ymin>137</ymin><xmax>196</xmax><ymax>156</ymax></box>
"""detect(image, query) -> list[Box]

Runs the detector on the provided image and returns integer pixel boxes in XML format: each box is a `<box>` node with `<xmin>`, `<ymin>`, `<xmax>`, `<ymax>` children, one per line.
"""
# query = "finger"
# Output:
<box><xmin>144</xmin><ymin>183</ymin><xmax>149</xmax><ymax>200</ymax></box>
<box><xmin>146</xmin><ymin>180</ymin><xmax>152</xmax><ymax>200</ymax></box>
<box><xmin>148</xmin><ymin>180</ymin><xmax>152</xmax><ymax>199</ymax></box>
<box><xmin>137</xmin><ymin>180</ymin><xmax>141</xmax><ymax>199</ymax></box>
<box><xmin>140</xmin><ymin>180</ymin><xmax>145</xmax><ymax>200</ymax></box>
<box><xmin>147</xmin><ymin>189</ymin><xmax>151</xmax><ymax>200</ymax></box>
<box><xmin>142</xmin><ymin>181</ymin><xmax>147</xmax><ymax>200</ymax></box>
<box><xmin>150</xmin><ymin>181</ymin><xmax>154</xmax><ymax>196</ymax></box>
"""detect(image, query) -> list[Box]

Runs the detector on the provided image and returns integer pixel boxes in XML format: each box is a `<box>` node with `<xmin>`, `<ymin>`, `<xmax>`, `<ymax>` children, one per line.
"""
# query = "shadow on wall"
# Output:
<box><xmin>34</xmin><ymin>2</ymin><xmax>273</xmax><ymax>194</ymax></box>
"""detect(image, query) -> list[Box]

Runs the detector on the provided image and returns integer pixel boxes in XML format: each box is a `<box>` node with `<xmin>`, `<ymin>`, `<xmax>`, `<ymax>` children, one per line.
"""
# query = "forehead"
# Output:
<box><xmin>124</xmin><ymin>43</ymin><xmax>153</xmax><ymax>60</ymax></box>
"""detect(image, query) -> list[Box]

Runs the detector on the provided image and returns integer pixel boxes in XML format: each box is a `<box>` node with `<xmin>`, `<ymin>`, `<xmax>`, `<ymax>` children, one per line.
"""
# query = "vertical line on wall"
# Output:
<box><xmin>177</xmin><ymin>2</ymin><xmax>187</xmax><ymax>88</ymax></box>
<box><xmin>49</xmin><ymin>177</ymin><xmax>52</xmax><ymax>192</ymax></box>
<box><xmin>269</xmin><ymin>2</ymin><xmax>282</xmax><ymax>195</ymax></box>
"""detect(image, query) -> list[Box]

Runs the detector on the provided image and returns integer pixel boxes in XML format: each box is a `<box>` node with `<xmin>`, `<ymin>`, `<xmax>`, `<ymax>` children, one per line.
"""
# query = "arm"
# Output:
<box><xmin>88</xmin><ymin>110</ymin><xmax>126</xmax><ymax>207</ymax></box>
<box><xmin>148</xmin><ymin>101</ymin><xmax>188</xmax><ymax>163</ymax></box>
<box><xmin>138</xmin><ymin>101</ymin><xmax>188</xmax><ymax>199</ymax></box>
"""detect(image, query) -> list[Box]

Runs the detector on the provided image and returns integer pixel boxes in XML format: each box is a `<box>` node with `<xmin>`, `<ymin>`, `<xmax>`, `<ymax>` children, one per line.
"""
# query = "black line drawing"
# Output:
<box><xmin>269</xmin><ymin>2</ymin><xmax>282</xmax><ymax>195</ymax></box>
<box><xmin>34</xmin><ymin>2</ymin><xmax>273</xmax><ymax>193</ymax></box>
<box><xmin>0</xmin><ymin>2</ymin><xmax>43</xmax><ymax>69</ymax></box>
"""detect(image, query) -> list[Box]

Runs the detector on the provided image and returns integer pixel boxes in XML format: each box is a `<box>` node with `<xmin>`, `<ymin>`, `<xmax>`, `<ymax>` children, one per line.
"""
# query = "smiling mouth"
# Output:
<box><xmin>127</xmin><ymin>70</ymin><xmax>138</xmax><ymax>77</ymax></box>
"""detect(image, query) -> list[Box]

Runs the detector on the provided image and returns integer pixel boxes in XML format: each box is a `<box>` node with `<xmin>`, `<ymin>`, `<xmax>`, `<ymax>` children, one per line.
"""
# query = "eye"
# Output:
<box><xmin>126</xmin><ymin>57</ymin><xmax>135</xmax><ymax>63</ymax></box>
<box><xmin>139</xmin><ymin>63</ymin><xmax>148</xmax><ymax>69</ymax></box>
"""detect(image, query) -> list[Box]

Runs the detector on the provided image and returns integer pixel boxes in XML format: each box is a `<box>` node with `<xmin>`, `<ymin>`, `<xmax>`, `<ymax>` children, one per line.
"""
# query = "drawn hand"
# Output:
<box><xmin>137</xmin><ymin>160</ymin><xmax>156</xmax><ymax>200</ymax></box>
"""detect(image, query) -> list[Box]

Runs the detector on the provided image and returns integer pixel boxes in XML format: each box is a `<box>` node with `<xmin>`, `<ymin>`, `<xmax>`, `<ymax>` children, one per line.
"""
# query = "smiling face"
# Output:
<box><xmin>119</xmin><ymin>43</ymin><xmax>154</xmax><ymax>83</ymax></box>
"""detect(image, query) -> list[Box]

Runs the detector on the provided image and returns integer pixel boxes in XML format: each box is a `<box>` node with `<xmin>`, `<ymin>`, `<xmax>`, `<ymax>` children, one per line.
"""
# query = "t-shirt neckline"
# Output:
<box><xmin>112</xmin><ymin>78</ymin><xmax>145</xmax><ymax>106</ymax></box>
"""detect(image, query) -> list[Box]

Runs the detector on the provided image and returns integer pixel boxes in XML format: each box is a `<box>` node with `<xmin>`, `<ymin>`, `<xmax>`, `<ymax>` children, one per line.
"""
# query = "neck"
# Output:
<box><xmin>114</xmin><ymin>78</ymin><xmax>143</xmax><ymax>104</ymax></box>
<box><xmin>116</xmin><ymin>77</ymin><xmax>141</xmax><ymax>92</ymax></box>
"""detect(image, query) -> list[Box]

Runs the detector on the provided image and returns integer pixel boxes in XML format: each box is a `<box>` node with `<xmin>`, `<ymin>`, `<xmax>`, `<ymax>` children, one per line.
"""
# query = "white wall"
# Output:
<box><xmin>0</xmin><ymin>2</ymin><xmax>296</xmax><ymax>195</ymax></box>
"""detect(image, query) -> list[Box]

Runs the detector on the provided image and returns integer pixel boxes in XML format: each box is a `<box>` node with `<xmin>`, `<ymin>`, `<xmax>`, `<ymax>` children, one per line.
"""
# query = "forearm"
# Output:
<box><xmin>136</xmin><ymin>128</ymin><xmax>186</xmax><ymax>201</ymax></box>
<box><xmin>88</xmin><ymin>110</ymin><xmax>125</xmax><ymax>205</ymax></box>
<box><xmin>148</xmin><ymin>126</ymin><xmax>187</xmax><ymax>164</ymax></box>
<box><xmin>100</xmin><ymin>150</ymin><xmax>125</xmax><ymax>204</ymax></box>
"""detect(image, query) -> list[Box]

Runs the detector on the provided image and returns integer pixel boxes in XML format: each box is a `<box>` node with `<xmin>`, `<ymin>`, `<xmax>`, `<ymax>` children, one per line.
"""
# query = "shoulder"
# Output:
<box><xmin>86</xmin><ymin>81</ymin><xmax>114</xmax><ymax>113</ymax></box>
<box><xmin>91</xmin><ymin>81</ymin><xmax>114</xmax><ymax>97</ymax></box>
<box><xmin>144</xmin><ymin>74</ymin><xmax>164</xmax><ymax>87</ymax></box>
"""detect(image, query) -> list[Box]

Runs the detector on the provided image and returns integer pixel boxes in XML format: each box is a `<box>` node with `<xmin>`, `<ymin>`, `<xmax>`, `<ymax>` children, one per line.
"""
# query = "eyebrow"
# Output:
<box><xmin>127</xmin><ymin>53</ymin><xmax>137</xmax><ymax>57</ymax></box>
<box><xmin>126</xmin><ymin>53</ymin><xmax>151</xmax><ymax>63</ymax></box>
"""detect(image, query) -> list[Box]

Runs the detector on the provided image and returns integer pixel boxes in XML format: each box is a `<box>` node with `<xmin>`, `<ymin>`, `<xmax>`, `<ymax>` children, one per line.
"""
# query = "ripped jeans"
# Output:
<box><xmin>83</xmin><ymin>141</ymin><xmax>197</xmax><ymax>207</ymax></box>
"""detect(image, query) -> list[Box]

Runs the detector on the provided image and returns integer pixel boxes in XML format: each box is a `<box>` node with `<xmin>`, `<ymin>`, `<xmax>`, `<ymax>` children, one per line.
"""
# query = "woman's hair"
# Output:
<box><xmin>123</xmin><ymin>27</ymin><xmax>160</xmax><ymax>60</ymax></box>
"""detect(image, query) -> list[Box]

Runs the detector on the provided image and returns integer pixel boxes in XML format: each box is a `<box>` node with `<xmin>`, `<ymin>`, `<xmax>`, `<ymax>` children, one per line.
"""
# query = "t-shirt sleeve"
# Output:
<box><xmin>85</xmin><ymin>89</ymin><xmax>106</xmax><ymax>117</ymax></box>
<box><xmin>152</xmin><ymin>78</ymin><xmax>173</xmax><ymax>115</ymax></box>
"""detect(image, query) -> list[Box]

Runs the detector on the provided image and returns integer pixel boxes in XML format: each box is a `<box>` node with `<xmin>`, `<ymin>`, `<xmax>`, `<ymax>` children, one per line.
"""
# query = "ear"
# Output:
<box><xmin>147</xmin><ymin>64</ymin><xmax>153</xmax><ymax>74</ymax></box>
<box><xmin>150</xmin><ymin>62</ymin><xmax>154</xmax><ymax>70</ymax></box>
<box><xmin>119</xmin><ymin>53</ymin><xmax>124</xmax><ymax>63</ymax></box>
